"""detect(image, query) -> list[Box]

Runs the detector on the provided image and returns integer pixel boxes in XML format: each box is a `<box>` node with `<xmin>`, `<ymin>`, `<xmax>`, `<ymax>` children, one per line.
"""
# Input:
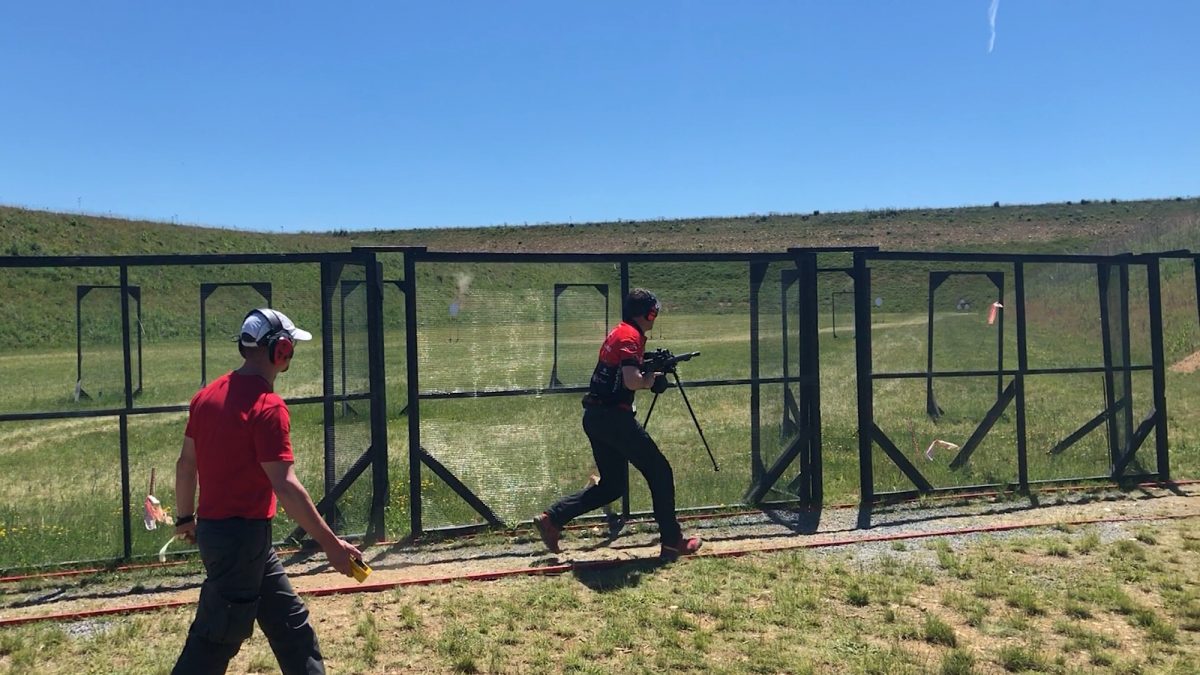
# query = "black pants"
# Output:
<box><xmin>547</xmin><ymin>405</ymin><xmax>681</xmax><ymax>543</ymax></box>
<box><xmin>173</xmin><ymin>518</ymin><xmax>324</xmax><ymax>675</ymax></box>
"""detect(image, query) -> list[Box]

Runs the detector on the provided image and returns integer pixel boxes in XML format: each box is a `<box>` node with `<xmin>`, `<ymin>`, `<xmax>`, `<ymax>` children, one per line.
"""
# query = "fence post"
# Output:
<box><xmin>1014</xmin><ymin>263</ymin><xmax>1029</xmax><ymax>490</ymax></box>
<box><xmin>853</xmin><ymin>253</ymin><xmax>874</xmax><ymax>505</ymax></box>
<box><xmin>119</xmin><ymin>265</ymin><xmax>133</xmax><ymax>560</ymax></box>
<box><xmin>365</xmin><ymin>253</ymin><xmax>390</xmax><ymax>541</ymax></box>
<box><xmin>1146</xmin><ymin>257</ymin><xmax>1170</xmax><ymax>480</ymax></box>
<box><xmin>748</xmin><ymin>261</ymin><xmax>767</xmax><ymax>484</ymax></box>
<box><xmin>797</xmin><ymin>252</ymin><xmax>822</xmax><ymax>504</ymax></box>
<box><xmin>404</xmin><ymin>249</ymin><xmax>424</xmax><ymax>535</ymax></box>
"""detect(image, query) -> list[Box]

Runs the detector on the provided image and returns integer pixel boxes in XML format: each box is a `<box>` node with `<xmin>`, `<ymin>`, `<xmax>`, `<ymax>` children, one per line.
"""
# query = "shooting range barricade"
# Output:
<box><xmin>1</xmin><ymin>245</ymin><xmax>1195</xmax><ymax>570</ymax></box>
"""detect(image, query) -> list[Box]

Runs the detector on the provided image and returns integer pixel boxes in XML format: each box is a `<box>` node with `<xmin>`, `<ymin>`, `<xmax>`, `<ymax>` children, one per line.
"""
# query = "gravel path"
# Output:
<box><xmin>2</xmin><ymin>483</ymin><xmax>1197</xmax><ymax>626</ymax></box>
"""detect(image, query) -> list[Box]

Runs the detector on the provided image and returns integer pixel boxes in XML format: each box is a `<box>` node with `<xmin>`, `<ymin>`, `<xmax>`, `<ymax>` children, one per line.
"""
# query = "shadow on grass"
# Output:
<box><xmin>5</xmin><ymin>570</ymin><xmax>203</xmax><ymax>610</ymax></box>
<box><xmin>571</xmin><ymin>558</ymin><xmax>667</xmax><ymax>593</ymax></box>
<box><xmin>854</xmin><ymin>482</ymin><xmax>1192</xmax><ymax>529</ymax></box>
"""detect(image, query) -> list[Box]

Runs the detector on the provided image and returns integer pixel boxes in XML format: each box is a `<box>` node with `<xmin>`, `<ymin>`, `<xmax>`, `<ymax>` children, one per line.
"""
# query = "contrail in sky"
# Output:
<box><xmin>988</xmin><ymin>0</ymin><xmax>1000</xmax><ymax>52</ymax></box>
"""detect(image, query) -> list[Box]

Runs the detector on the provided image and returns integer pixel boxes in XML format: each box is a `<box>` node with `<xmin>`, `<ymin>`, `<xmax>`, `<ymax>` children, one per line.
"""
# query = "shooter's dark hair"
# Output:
<box><xmin>623</xmin><ymin>288</ymin><xmax>660</xmax><ymax>322</ymax></box>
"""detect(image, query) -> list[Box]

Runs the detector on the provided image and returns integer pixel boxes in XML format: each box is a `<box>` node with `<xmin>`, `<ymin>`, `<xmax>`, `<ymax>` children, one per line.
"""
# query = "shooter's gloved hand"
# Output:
<box><xmin>651</xmin><ymin>373</ymin><xmax>669</xmax><ymax>394</ymax></box>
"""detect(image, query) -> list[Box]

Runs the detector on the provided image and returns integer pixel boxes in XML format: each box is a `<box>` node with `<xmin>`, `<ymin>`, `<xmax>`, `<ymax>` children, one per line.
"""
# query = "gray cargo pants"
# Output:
<box><xmin>172</xmin><ymin>518</ymin><xmax>324</xmax><ymax>675</ymax></box>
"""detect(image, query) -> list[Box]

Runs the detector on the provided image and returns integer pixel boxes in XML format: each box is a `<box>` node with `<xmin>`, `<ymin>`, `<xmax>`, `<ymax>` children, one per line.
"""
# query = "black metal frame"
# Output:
<box><xmin>0</xmin><ymin>252</ymin><xmax>389</xmax><ymax>567</ymax></box>
<box><xmin>4</xmin><ymin>245</ymin><xmax>1191</xmax><ymax>565</ymax></box>
<box><xmin>353</xmin><ymin>246</ymin><xmax>874</xmax><ymax>536</ymax></box>
<box><xmin>329</xmin><ymin>278</ymin><xmax>400</xmax><ymax>417</ymax></box>
<box><xmin>75</xmin><ymin>284</ymin><xmax>143</xmax><ymax>400</ymax></box>
<box><xmin>198</xmin><ymin>281</ymin><xmax>272</xmax><ymax>387</ymax></box>
<box><xmin>744</xmin><ymin>252</ymin><xmax>821</xmax><ymax>505</ymax></box>
<box><xmin>749</xmin><ymin>254</ymin><xmax>870</xmax><ymax>505</ymax></box>
<box><xmin>548</xmin><ymin>282</ymin><xmax>609</xmax><ymax>388</ymax></box>
<box><xmin>776</xmin><ymin>267</ymin><xmax>802</xmax><ymax>442</ymax></box>
<box><xmin>855</xmin><ymin>251</ymin><xmax>1172</xmax><ymax>505</ymax></box>
<box><xmin>830</xmin><ymin>289</ymin><xmax>855</xmax><ymax>339</ymax></box>
<box><xmin>925</xmin><ymin>271</ymin><xmax>1004</xmax><ymax>420</ymax></box>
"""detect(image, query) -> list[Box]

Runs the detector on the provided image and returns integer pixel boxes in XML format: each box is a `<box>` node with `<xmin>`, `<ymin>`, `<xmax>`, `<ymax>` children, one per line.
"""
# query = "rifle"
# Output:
<box><xmin>639</xmin><ymin>348</ymin><xmax>719</xmax><ymax>471</ymax></box>
<box><xmin>641</xmin><ymin>348</ymin><xmax>700</xmax><ymax>375</ymax></box>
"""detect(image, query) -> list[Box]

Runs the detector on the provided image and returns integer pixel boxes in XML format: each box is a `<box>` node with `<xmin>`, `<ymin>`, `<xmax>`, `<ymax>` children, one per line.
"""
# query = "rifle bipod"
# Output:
<box><xmin>641</xmin><ymin>371</ymin><xmax>720</xmax><ymax>471</ymax></box>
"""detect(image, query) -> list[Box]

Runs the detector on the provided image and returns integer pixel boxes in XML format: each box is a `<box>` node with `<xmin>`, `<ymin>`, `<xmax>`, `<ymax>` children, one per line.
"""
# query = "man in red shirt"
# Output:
<box><xmin>172</xmin><ymin>308</ymin><xmax>361</xmax><ymax>675</ymax></box>
<box><xmin>534</xmin><ymin>289</ymin><xmax>702</xmax><ymax>559</ymax></box>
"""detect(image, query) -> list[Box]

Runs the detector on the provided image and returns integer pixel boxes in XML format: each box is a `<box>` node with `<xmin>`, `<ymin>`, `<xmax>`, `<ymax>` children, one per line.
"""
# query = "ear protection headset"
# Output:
<box><xmin>624</xmin><ymin>290</ymin><xmax>660</xmax><ymax>323</ymax></box>
<box><xmin>241</xmin><ymin>308</ymin><xmax>294</xmax><ymax>365</ymax></box>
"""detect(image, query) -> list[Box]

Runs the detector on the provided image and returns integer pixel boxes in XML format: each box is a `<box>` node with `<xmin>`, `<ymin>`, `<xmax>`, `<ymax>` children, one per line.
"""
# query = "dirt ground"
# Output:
<box><xmin>1171</xmin><ymin>349</ymin><xmax>1200</xmax><ymax>374</ymax></box>
<box><xmin>2</xmin><ymin>483</ymin><xmax>1197</xmax><ymax>628</ymax></box>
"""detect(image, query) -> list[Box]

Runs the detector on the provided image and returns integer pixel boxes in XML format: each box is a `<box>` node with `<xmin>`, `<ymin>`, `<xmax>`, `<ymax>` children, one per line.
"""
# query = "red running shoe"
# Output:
<box><xmin>660</xmin><ymin>536</ymin><xmax>702</xmax><ymax>560</ymax></box>
<box><xmin>533</xmin><ymin>512</ymin><xmax>561</xmax><ymax>553</ymax></box>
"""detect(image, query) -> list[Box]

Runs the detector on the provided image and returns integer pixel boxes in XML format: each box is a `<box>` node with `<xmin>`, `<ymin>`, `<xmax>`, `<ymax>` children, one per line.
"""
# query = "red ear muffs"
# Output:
<box><xmin>246</xmin><ymin>308</ymin><xmax>294</xmax><ymax>365</ymax></box>
<box><xmin>270</xmin><ymin>335</ymin><xmax>294</xmax><ymax>364</ymax></box>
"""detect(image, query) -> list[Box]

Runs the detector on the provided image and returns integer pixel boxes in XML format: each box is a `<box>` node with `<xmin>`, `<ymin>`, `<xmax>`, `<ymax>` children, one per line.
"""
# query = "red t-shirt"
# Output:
<box><xmin>184</xmin><ymin>371</ymin><xmax>295</xmax><ymax>520</ymax></box>
<box><xmin>586</xmin><ymin>320</ymin><xmax>646</xmax><ymax>410</ymax></box>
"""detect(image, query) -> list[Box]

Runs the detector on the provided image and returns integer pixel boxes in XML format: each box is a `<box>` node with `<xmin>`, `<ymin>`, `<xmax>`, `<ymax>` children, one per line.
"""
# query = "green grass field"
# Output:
<box><xmin>1</xmin><ymin>201</ymin><xmax>1198</xmax><ymax>570</ymax></box>
<box><xmin>3</xmin><ymin>520</ymin><xmax>1198</xmax><ymax>673</ymax></box>
<box><xmin>1</xmin><ymin>284</ymin><xmax>1196</xmax><ymax>570</ymax></box>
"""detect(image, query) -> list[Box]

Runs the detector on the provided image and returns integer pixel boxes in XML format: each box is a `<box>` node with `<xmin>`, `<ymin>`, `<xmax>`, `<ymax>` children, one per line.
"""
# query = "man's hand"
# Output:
<box><xmin>263</xmin><ymin>460</ymin><xmax>366</xmax><ymax>578</ymax></box>
<box><xmin>321</xmin><ymin>537</ymin><xmax>363</xmax><ymax>578</ymax></box>
<box><xmin>174</xmin><ymin>520</ymin><xmax>197</xmax><ymax>544</ymax></box>
<box><xmin>650</xmin><ymin>373</ymin><xmax>670</xmax><ymax>394</ymax></box>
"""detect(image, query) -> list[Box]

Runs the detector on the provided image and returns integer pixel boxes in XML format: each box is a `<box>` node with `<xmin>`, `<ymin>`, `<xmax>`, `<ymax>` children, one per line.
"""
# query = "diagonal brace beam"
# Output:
<box><xmin>1049</xmin><ymin>398</ymin><xmax>1125</xmax><ymax>456</ymax></box>
<box><xmin>745</xmin><ymin>427</ymin><xmax>808</xmax><ymax>504</ymax></box>
<box><xmin>288</xmin><ymin>445</ymin><xmax>374</xmax><ymax>544</ymax></box>
<box><xmin>417</xmin><ymin>445</ymin><xmax>505</xmax><ymax>528</ymax></box>
<box><xmin>872</xmin><ymin>423</ymin><xmax>935</xmax><ymax>494</ymax></box>
<box><xmin>1111</xmin><ymin>408</ymin><xmax>1159</xmax><ymax>478</ymax></box>
<box><xmin>949</xmin><ymin>380</ymin><xmax>1016</xmax><ymax>469</ymax></box>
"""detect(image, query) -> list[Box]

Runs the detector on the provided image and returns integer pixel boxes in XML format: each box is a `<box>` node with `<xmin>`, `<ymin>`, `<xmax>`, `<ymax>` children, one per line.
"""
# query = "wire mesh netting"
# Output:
<box><xmin>627</xmin><ymin>261</ymin><xmax>756</xmax><ymax>513</ymax></box>
<box><xmin>200</xmin><ymin>281</ymin><xmax>272</xmax><ymax>387</ymax></box>
<box><xmin>405</xmin><ymin>258</ymin><xmax>820</xmax><ymax>527</ymax></box>
<box><xmin>411</xmin><ymin>261</ymin><xmax>621</xmax><ymax>527</ymax></box>
<box><xmin>1161</xmin><ymin>257</ymin><xmax>1200</xmax><ymax>469</ymax></box>
<box><xmin>753</xmin><ymin>262</ymin><xmax>807</xmax><ymax>503</ymax></box>
<box><xmin>863</xmin><ymin>255</ymin><xmax>1172</xmax><ymax>498</ymax></box>
<box><xmin>76</xmin><ymin>284</ymin><xmax>141</xmax><ymax>404</ymax></box>
<box><xmin>815</xmin><ymin>268</ymin><xmax>860</xmax><ymax>499</ymax></box>
<box><xmin>1024</xmin><ymin>373</ymin><xmax>1115</xmax><ymax>482</ymax></box>
<box><xmin>0</xmin><ymin>418</ymin><xmax>125</xmax><ymax>568</ymax></box>
<box><xmin>0</xmin><ymin>266</ymin><xmax>126</xmax><ymax>413</ymax></box>
<box><xmin>549</xmin><ymin>284</ymin><xmax>610</xmax><ymax>388</ymax></box>
<box><xmin>323</xmin><ymin>264</ymin><xmax>374</xmax><ymax>536</ymax></box>
<box><xmin>2</xmin><ymin>248</ymin><xmax>1192</xmax><ymax>567</ymax></box>
<box><xmin>0</xmin><ymin>255</ymin><xmax>387</xmax><ymax>570</ymax></box>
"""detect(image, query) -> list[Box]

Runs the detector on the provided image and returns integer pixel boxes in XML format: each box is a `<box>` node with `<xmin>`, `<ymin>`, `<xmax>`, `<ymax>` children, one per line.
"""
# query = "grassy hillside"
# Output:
<box><xmin>2</xmin><ymin>198</ymin><xmax>1196</xmax><ymax>348</ymax></box>
<box><xmin>3</xmin><ymin>197</ymin><xmax>1198</xmax><ymax>257</ymax></box>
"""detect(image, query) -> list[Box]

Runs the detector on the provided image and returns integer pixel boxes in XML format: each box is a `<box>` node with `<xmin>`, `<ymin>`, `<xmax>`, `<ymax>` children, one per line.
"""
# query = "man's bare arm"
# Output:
<box><xmin>261</xmin><ymin>461</ymin><xmax>361</xmax><ymax>577</ymax></box>
<box><xmin>173</xmin><ymin>437</ymin><xmax>198</xmax><ymax>543</ymax></box>
<box><xmin>622</xmin><ymin>364</ymin><xmax>659</xmax><ymax>390</ymax></box>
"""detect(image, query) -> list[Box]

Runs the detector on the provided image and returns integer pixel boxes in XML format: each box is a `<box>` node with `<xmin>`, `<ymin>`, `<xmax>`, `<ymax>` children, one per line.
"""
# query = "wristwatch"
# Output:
<box><xmin>175</xmin><ymin>514</ymin><xmax>195</xmax><ymax>526</ymax></box>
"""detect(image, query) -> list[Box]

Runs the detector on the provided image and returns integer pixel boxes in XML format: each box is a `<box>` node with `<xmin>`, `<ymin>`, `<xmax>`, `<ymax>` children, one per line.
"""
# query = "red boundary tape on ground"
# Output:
<box><xmin>2</xmin><ymin>511</ymin><xmax>1194</xmax><ymax>629</ymax></box>
<box><xmin>4</xmin><ymin>479</ymin><xmax>1193</xmax><ymax>586</ymax></box>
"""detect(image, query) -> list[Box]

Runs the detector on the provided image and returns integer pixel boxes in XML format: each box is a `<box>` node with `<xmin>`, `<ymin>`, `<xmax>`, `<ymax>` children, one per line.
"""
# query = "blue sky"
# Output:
<box><xmin>1</xmin><ymin>2</ymin><xmax>1197</xmax><ymax>232</ymax></box>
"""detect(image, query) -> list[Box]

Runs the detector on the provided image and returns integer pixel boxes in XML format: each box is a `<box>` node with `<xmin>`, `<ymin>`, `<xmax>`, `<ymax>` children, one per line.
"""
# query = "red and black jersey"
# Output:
<box><xmin>585</xmin><ymin>320</ymin><xmax>646</xmax><ymax>410</ymax></box>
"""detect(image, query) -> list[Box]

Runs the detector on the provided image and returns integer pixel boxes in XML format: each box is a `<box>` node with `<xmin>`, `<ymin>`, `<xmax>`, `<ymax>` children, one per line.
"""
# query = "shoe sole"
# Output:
<box><xmin>534</xmin><ymin>517</ymin><xmax>561</xmax><ymax>553</ymax></box>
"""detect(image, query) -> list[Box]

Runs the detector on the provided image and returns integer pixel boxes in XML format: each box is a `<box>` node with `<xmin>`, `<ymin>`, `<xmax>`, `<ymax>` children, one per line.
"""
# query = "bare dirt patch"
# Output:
<box><xmin>1171</xmin><ymin>349</ymin><xmax>1200</xmax><ymax>374</ymax></box>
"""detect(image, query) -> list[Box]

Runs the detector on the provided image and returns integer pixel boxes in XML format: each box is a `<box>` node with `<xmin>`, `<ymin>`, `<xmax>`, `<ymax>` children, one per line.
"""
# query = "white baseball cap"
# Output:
<box><xmin>238</xmin><ymin>308</ymin><xmax>313</xmax><ymax>346</ymax></box>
